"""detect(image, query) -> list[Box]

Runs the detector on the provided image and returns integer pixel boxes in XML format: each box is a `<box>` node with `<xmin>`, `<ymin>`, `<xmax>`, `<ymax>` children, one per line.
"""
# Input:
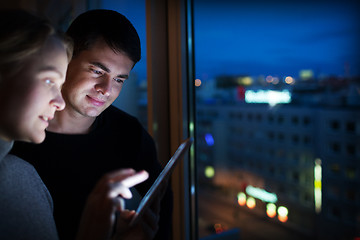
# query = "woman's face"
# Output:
<box><xmin>0</xmin><ymin>36</ymin><xmax>68</xmax><ymax>143</ymax></box>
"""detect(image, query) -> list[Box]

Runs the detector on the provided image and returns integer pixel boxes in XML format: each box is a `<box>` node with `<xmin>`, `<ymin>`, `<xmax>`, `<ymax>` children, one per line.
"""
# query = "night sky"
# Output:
<box><xmin>102</xmin><ymin>0</ymin><xmax>360</xmax><ymax>81</ymax></box>
<box><xmin>194</xmin><ymin>0</ymin><xmax>360</xmax><ymax>80</ymax></box>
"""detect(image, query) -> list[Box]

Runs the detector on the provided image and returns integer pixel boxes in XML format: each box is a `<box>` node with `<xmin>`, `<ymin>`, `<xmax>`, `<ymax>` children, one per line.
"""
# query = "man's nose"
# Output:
<box><xmin>95</xmin><ymin>76</ymin><xmax>112</xmax><ymax>96</ymax></box>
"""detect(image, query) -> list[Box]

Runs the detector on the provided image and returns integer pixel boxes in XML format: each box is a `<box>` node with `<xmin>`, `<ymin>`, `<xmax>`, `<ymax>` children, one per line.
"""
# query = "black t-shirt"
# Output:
<box><xmin>11</xmin><ymin>105</ymin><xmax>173</xmax><ymax>240</ymax></box>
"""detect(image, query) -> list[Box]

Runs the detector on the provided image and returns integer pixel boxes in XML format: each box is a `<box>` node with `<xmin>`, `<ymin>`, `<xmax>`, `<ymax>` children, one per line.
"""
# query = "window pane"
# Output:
<box><xmin>194</xmin><ymin>1</ymin><xmax>360</xmax><ymax>239</ymax></box>
<box><xmin>101</xmin><ymin>0</ymin><xmax>148</xmax><ymax>128</ymax></box>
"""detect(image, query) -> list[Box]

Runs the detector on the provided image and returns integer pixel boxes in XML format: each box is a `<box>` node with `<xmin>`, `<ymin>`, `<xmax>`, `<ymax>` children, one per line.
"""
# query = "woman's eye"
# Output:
<box><xmin>45</xmin><ymin>79</ymin><xmax>53</xmax><ymax>85</ymax></box>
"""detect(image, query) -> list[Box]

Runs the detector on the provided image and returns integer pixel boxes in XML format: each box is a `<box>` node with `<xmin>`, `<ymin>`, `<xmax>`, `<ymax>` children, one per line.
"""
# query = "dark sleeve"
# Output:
<box><xmin>156</xmin><ymin>183</ymin><xmax>173</xmax><ymax>240</ymax></box>
<box><xmin>135</xmin><ymin>128</ymin><xmax>173</xmax><ymax>240</ymax></box>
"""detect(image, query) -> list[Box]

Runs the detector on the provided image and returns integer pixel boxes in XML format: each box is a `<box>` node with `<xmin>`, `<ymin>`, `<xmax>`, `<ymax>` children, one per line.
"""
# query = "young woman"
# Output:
<box><xmin>0</xmin><ymin>9</ymin><xmax>148</xmax><ymax>240</ymax></box>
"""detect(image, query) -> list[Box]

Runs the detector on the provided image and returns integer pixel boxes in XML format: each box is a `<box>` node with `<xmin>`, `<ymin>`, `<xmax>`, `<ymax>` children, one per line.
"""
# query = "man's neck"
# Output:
<box><xmin>47</xmin><ymin>109</ymin><xmax>96</xmax><ymax>134</ymax></box>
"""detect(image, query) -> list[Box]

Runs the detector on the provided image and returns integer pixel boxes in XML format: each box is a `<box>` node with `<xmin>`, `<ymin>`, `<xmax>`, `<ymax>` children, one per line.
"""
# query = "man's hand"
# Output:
<box><xmin>75</xmin><ymin>169</ymin><xmax>149</xmax><ymax>240</ymax></box>
<box><xmin>111</xmin><ymin>197</ymin><xmax>161</xmax><ymax>240</ymax></box>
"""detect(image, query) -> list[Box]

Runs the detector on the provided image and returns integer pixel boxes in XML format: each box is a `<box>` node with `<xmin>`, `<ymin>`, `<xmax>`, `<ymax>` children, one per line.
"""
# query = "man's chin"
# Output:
<box><xmin>83</xmin><ymin>106</ymin><xmax>106</xmax><ymax>117</ymax></box>
<box><xmin>85</xmin><ymin>111</ymin><xmax>102</xmax><ymax>118</ymax></box>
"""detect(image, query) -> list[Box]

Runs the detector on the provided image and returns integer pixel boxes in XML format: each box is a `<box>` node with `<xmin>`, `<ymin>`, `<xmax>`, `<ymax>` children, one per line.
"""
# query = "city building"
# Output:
<box><xmin>196</xmin><ymin>75</ymin><xmax>360</xmax><ymax>239</ymax></box>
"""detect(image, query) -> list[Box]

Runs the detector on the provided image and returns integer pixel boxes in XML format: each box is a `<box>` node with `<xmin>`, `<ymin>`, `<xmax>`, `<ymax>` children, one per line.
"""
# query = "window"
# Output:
<box><xmin>346</xmin><ymin>144</ymin><xmax>356</xmax><ymax>156</ymax></box>
<box><xmin>292</xmin><ymin>116</ymin><xmax>299</xmax><ymax>125</ymax></box>
<box><xmin>346</xmin><ymin>189</ymin><xmax>356</xmax><ymax>202</ymax></box>
<box><xmin>103</xmin><ymin>1</ymin><xmax>360</xmax><ymax>239</ymax></box>
<box><xmin>346</xmin><ymin>121</ymin><xmax>356</xmax><ymax>133</ymax></box>
<box><xmin>303</xmin><ymin>116</ymin><xmax>311</xmax><ymax>126</ymax></box>
<box><xmin>330</xmin><ymin>164</ymin><xmax>341</xmax><ymax>175</ymax></box>
<box><xmin>194</xmin><ymin>0</ymin><xmax>360</xmax><ymax>239</ymax></box>
<box><xmin>345</xmin><ymin>167</ymin><xmax>357</xmax><ymax>180</ymax></box>
<box><xmin>330</xmin><ymin>120</ymin><xmax>341</xmax><ymax>131</ymax></box>
<box><xmin>330</xmin><ymin>206</ymin><xmax>342</xmax><ymax>220</ymax></box>
<box><xmin>329</xmin><ymin>141</ymin><xmax>341</xmax><ymax>153</ymax></box>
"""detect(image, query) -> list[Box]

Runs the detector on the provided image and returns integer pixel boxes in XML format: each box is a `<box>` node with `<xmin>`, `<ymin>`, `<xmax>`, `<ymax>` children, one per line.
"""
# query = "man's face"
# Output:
<box><xmin>62</xmin><ymin>39</ymin><xmax>134</xmax><ymax>118</ymax></box>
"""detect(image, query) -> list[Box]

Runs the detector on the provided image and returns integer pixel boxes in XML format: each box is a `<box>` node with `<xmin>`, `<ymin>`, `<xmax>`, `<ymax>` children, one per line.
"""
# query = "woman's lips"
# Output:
<box><xmin>39</xmin><ymin>115</ymin><xmax>52</xmax><ymax>127</ymax></box>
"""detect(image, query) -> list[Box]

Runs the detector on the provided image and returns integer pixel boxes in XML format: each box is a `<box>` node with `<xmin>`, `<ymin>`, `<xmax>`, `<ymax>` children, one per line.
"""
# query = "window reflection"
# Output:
<box><xmin>194</xmin><ymin>0</ymin><xmax>360</xmax><ymax>239</ymax></box>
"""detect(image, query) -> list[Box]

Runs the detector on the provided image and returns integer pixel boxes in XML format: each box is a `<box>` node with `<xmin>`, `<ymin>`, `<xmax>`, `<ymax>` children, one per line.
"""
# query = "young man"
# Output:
<box><xmin>11</xmin><ymin>9</ymin><xmax>172</xmax><ymax>240</ymax></box>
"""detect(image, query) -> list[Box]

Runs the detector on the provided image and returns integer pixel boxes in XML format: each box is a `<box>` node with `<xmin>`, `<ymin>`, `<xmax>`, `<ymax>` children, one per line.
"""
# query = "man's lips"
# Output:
<box><xmin>87</xmin><ymin>95</ymin><xmax>106</xmax><ymax>106</ymax></box>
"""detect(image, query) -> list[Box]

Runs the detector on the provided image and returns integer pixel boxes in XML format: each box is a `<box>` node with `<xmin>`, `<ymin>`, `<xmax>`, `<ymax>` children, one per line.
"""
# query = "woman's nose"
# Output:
<box><xmin>51</xmin><ymin>92</ymin><xmax>66</xmax><ymax>111</ymax></box>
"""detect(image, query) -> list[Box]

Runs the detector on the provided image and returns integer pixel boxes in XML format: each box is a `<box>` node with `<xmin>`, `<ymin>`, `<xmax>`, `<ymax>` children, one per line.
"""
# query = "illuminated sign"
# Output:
<box><xmin>245</xmin><ymin>185</ymin><xmax>278</xmax><ymax>203</ymax></box>
<box><xmin>314</xmin><ymin>158</ymin><xmax>322</xmax><ymax>213</ymax></box>
<box><xmin>245</xmin><ymin>89</ymin><xmax>291</xmax><ymax>106</ymax></box>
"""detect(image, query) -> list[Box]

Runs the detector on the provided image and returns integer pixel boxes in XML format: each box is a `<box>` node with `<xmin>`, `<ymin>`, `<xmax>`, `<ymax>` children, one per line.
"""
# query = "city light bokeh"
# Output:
<box><xmin>195</xmin><ymin>0</ymin><xmax>360</xmax><ymax>239</ymax></box>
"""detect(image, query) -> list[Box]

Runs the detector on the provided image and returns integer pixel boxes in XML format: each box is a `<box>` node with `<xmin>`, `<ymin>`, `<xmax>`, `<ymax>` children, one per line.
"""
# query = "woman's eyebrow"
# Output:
<box><xmin>39</xmin><ymin>66</ymin><xmax>64</xmax><ymax>78</ymax></box>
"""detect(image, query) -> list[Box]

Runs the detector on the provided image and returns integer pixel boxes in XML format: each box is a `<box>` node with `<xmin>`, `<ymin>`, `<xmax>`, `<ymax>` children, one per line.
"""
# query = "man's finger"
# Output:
<box><xmin>110</xmin><ymin>183</ymin><xmax>133</xmax><ymax>199</ymax></box>
<box><xmin>121</xmin><ymin>170</ymin><xmax>149</xmax><ymax>188</ymax></box>
<box><xmin>109</xmin><ymin>171</ymin><xmax>149</xmax><ymax>199</ymax></box>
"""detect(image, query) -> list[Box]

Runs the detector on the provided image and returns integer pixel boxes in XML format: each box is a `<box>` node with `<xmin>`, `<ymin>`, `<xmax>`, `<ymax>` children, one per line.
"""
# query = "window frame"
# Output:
<box><xmin>145</xmin><ymin>0</ymin><xmax>197</xmax><ymax>239</ymax></box>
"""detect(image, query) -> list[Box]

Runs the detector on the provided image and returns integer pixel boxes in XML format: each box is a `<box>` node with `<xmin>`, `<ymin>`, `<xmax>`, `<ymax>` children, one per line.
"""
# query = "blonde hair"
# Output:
<box><xmin>0</xmin><ymin>9</ymin><xmax>73</xmax><ymax>79</ymax></box>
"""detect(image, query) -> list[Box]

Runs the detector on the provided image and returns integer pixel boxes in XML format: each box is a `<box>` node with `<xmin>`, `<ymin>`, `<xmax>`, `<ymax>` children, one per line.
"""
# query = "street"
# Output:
<box><xmin>198</xmin><ymin>186</ymin><xmax>312</xmax><ymax>240</ymax></box>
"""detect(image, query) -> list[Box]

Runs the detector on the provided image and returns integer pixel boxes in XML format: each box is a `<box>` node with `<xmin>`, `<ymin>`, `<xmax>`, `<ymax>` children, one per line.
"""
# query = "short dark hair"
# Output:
<box><xmin>66</xmin><ymin>9</ymin><xmax>141</xmax><ymax>64</ymax></box>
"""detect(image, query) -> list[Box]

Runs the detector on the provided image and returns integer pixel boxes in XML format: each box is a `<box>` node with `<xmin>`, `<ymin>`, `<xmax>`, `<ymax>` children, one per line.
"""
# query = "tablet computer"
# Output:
<box><xmin>129</xmin><ymin>137</ymin><xmax>193</xmax><ymax>226</ymax></box>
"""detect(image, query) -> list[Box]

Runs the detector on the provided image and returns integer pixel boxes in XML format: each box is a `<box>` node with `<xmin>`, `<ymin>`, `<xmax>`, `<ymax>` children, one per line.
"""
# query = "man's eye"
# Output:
<box><xmin>114</xmin><ymin>78</ymin><xmax>124</xmax><ymax>83</ymax></box>
<box><xmin>92</xmin><ymin>69</ymin><xmax>102</xmax><ymax>75</ymax></box>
